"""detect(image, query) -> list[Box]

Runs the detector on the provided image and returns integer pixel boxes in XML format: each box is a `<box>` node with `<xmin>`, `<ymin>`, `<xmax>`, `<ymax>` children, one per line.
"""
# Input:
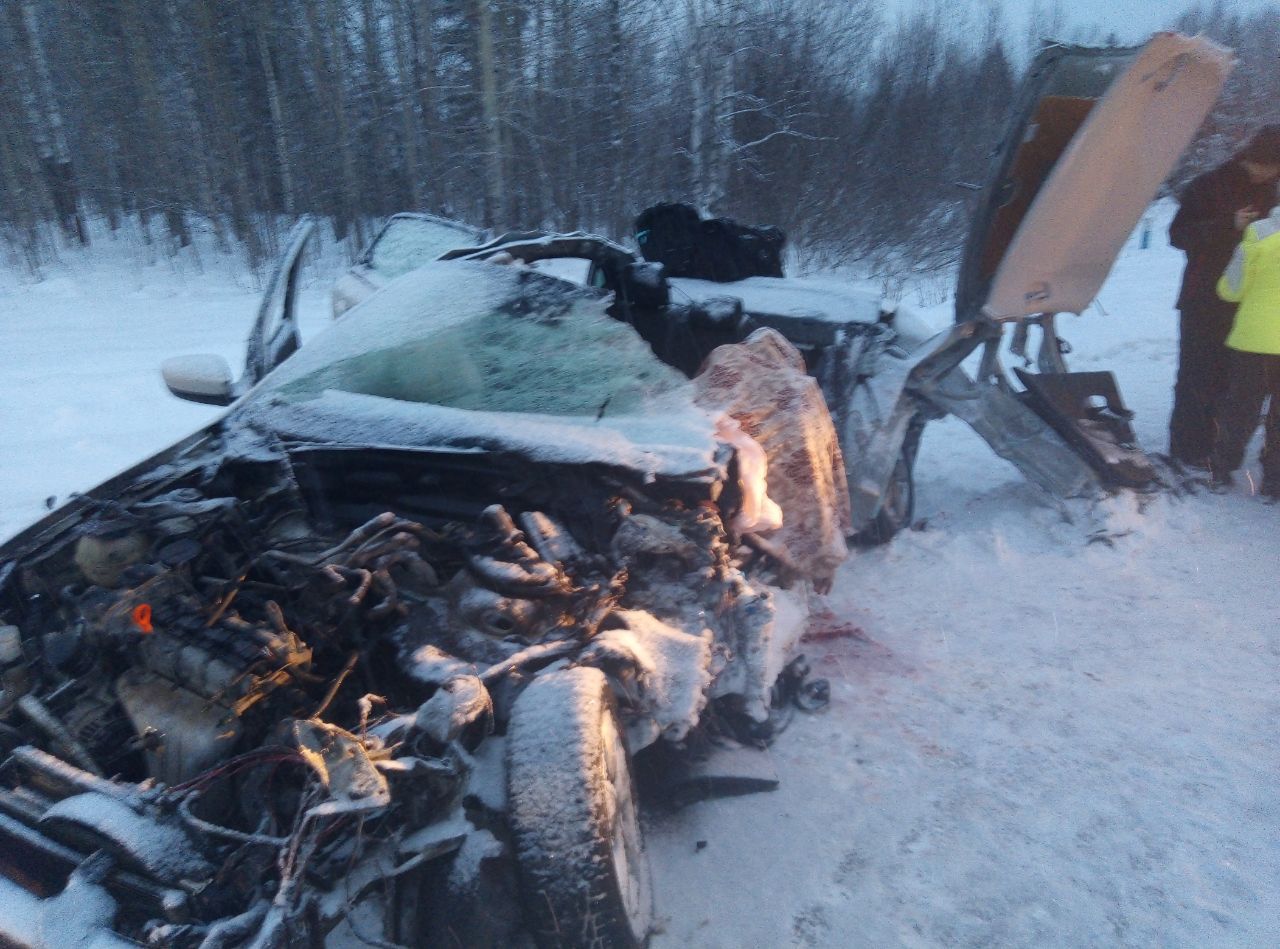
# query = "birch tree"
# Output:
<box><xmin>10</xmin><ymin>1</ymin><xmax>85</xmax><ymax>243</ymax></box>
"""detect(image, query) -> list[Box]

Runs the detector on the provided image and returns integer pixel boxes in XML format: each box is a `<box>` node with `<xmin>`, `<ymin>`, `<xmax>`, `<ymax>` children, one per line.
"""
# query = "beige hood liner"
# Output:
<box><xmin>983</xmin><ymin>33</ymin><xmax>1233</xmax><ymax>322</ymax></box>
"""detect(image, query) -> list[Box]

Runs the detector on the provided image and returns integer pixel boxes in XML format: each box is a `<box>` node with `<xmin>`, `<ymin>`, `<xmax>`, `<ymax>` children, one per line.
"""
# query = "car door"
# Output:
<box><xmin>243</xmin><ymin>218</ymin><xmax>315</xmax><ymax>387</ymax></box>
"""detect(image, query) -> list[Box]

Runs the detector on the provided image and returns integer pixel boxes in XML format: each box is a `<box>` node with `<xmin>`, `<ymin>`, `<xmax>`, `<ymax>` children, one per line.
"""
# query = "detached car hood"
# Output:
<box><xmin>957</xmin><ymin>33</ymin><xmax>1233</xmax><ymax>323</ymax></box>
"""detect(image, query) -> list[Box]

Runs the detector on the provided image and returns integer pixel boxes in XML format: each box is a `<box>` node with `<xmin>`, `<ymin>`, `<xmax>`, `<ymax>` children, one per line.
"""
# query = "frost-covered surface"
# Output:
<box><xmin>405</xmin><ymin>643</ymin><xmax>476</xmax><ymax>686</ymax></box>
<box><xmin>0</xmin><ymin>871</ymin><xmax>133</xmax><ymax>948</ymax></box>
<box><xmin>365</xmin><ymin>215</ymin><xmax>481</xmax><ymax>280</ymax></box>
<box><xmin>586</xmin><ymin>610</ymin><xmax>714</xmax><ymax>743</ymax></box>
<box><xmin>234</xmin><ymin>260</ymin><xmax>726</xmax><ymax>481</ymax></box>
<box><xmin>3</xmin><ymin>202</ymin><xmax>1279</xmax><ymax>946</ymax></box>
<box><xmin>42</xmin><ymin>792</ymin><xmax>212</xmax><ymax>878</ymax></box>
<box><xmin>707</xmin><ymin>582</ymin><xmax>809</xmax><ymax>723</ymax></box>
<box><xmin>605</xmin><ymin>503</ymin><xmax>807</xmax><ymax>728</ymax></box>
<box><xmin>247</xmin><ymin>388</ymin><xmax>725</xmax><ymax>483</ymax></box>
<box><xmin>668</xmin><ymin>274</ymin><xmax>884</xmax><ymax>325</ymax></box>
<box><xmin>448</xmin><ymin>825</ymin><xmax>504</xmax><ymax>884</ymax></box>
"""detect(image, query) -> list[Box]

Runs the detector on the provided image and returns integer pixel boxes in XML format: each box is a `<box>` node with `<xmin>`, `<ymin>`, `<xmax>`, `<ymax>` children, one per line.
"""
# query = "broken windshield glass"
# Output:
<box><xmin>266</xmin><ymin>263</ymin><xmax>690</xmax><ymax>418</ymax></box>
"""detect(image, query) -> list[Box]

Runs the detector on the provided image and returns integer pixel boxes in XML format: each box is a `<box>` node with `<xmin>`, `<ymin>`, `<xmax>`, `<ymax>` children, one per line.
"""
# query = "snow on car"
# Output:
<box><xmin>0</xmin><ymin>221</ymin><xmax>846</xmax><ymax>947</ymax></box>
<box><xmin>330</xmin><ymin>212</ymin><xmax>485</xmax><ymax>320</ymax></box>
<box><xmin>380</xmin><ymin>36</ymin><xmax>1234</xmax><ymax>546</ymax></box>
<box><xmin>0</xmin><ymin>30</ymin><xmax>1236</xmax><ymax>949</ymax></box>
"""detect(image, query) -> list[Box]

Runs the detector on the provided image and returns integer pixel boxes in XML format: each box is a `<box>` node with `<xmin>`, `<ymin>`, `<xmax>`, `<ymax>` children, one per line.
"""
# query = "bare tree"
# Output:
<box><xmin>4</xmin><ymin>0</ymin><xmax>1275</xmax><ymax>284</ymax></box>
<box><xmin>9</xmin><ymin>0</ymin><xmax>85</xmax><ymax>243</ymax></box>
<box><xmin>474</xmin><ymin>0</ymin><xmax>508</xmax><ymax>226</ymax></box>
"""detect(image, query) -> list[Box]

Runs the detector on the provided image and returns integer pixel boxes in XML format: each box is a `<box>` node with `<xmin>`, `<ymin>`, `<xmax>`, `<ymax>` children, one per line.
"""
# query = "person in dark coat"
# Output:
<box><xmin>1167</xmin><ymin>125</ymin><xmax>1280</xmax><ymax>468</ymax></box>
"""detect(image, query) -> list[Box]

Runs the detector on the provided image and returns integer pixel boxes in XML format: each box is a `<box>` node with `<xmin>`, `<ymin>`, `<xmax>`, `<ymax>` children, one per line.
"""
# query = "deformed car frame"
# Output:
<box><xmin>0</xmin><ymin>221</ymin><xmax>846</xmax><ymax>947</ymax></box>
<box><xmin>408</xmin><ymin>34</ymin><xmax>1233</xmax><ymax>536</ymax></box>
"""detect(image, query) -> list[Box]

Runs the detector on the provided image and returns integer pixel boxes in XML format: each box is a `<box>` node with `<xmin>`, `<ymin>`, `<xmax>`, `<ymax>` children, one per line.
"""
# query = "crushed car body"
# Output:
<box><xmin>0</xmin><ymin>227</ymin><xmax>845</xmax><ymax>947</ymax></box>
<box><xmin>372</xmin><ymin>35</ymin><xmax>1233</xmax><ymax>533</ymax></box>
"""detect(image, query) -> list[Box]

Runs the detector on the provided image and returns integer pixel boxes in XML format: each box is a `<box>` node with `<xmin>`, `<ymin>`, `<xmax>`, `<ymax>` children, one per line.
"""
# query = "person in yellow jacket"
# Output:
<box><xmin>1210</xmin><ymin>205</ymin><xmax>1280</xmax><ymax>496</ymax></box>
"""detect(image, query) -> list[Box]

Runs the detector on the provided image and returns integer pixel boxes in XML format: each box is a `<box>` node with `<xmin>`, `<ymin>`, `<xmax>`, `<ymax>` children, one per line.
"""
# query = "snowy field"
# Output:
<box><xmin>2</xmin><ymin>205</ymin><xmax>1277</xmax><ymax>947</ymax></box>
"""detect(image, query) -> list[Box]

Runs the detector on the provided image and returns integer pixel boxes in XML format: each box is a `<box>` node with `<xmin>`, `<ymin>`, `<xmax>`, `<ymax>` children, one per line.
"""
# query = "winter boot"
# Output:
<box><xmin>1261</xmin><ymin>477</ymin><xmax>1280</xmax><ymax>502</ymax></box>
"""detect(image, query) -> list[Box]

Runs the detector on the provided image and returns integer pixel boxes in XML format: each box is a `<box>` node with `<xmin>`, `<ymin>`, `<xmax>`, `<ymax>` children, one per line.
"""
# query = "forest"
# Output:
<box><xmin>3</xmin><ymin>0</ymin><xmax>1279</xmax><ymax>276</ymax></box>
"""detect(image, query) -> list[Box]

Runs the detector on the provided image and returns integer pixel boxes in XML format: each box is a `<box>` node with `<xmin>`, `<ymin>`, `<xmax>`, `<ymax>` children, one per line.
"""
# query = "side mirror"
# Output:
<box><xmin>161</xmin><ymin>355</ymin><xmax>236</xmax><ymax>406</ymax></box>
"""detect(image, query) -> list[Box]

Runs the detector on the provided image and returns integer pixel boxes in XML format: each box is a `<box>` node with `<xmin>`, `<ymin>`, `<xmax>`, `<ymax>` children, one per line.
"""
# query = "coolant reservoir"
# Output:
<box><xmin>0</xmin><ymin>625</ymin><xmax>29</xmax><ymax>714</ymax></box>
<box><xmin>0</xmin><ymin>625</ymin><xmax>20</xmax><ymax>664</ymax></box>
<box><xmin>74</xmin><ymin>531</ymin><xmax>149</xmax><ymax>587</ymax></box>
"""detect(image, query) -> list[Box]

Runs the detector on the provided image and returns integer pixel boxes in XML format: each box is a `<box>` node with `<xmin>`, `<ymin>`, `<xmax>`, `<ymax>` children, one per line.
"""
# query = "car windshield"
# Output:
<box><xmin>261</xmin><ymin>262</ymin><xmax>689</xmax><ymax>418</ymax></box>
<box><xmin>368</xmin><ymin>216</ymin><xmax>480</xmax><ymax>280</ymax></box>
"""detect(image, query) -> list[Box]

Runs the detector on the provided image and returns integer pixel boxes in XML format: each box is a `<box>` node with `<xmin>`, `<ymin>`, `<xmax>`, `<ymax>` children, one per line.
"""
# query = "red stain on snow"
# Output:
<box><xmin>802</xmin><ymin>608</ymin><xmax>867</xmax><ymax>643</ymax></box>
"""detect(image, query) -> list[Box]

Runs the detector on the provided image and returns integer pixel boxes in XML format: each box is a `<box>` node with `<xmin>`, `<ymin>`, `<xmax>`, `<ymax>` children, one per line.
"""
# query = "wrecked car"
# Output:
<box><xmin>401</xmin><ymin>35</ymin><xmax>1233</xmax><ymax>538</ymax></box>
<box><xmin>0</xmin><ymin>29</ymin><xmax>1233</xmax><ymax>949</ymax></box>
<box><xmin>0</xmin><ymin>220</ymin><xmax>847</xmax><ymax>947</ymax></box>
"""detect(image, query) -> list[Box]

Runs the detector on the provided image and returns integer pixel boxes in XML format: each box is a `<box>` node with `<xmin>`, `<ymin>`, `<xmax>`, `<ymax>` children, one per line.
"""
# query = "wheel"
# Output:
<box><xmin>507</xmin><ymin>667</ymin><xmax>653</xmax><ymax>949</ymax></box>
<box><xmin>860</xmin><ymin>421</ymin><xmax>922</xmax><ymax>545</ymax></box>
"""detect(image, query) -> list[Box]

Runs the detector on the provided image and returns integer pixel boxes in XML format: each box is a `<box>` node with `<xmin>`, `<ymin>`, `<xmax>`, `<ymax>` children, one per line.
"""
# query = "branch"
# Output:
<box><xmin>730</xmin><ymin>128</ymin><xmax>828</xmax><ymax>153</ymax></box>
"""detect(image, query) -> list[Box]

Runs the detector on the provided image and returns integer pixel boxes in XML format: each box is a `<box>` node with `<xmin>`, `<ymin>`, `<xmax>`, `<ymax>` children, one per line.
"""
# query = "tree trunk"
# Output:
<box><xmin>322</xmin><ymin>0</ymin><xmax>362</xmax><ymax>244</ymax></box>
<box><xmin>17</xmin><ymin>0</ymin><xmax>86</xmax><ymax>243</ymax></box>
<box><xmin>475</xmin><ymin>0</ymin><xmax>507</xmax><ymax>227</ymax></box>
<box><xmin>411</xmin><ymin>0</ymin><xmax>439</xmax><ymax>210</ymax></box>
<box><xmin>255</xmin><ymin>8</ymin><xmax>295</xmax><ymax>215</ymax></box>
<box><xmin>605</xmin><ymin>0</ymin><xmax>626</xmax><ymax>232</ymax></box>
<box><xmin>193</xmin><ymin>0</ymin><xmax>262</xmax><ymax>263</ymax></box>
<box><xmin>360</xmin><ymin>0</ymin><xmax>390</xmax><ymax>213</ymax></box>
<box><xmin>688</xmin><ymin>2</ymin><xmax>708</xmax><ymax>210</ymax></box>
<box><xmin>393</xmin><ymin>0</ymin><xmax>422</xmax><ymax>208</ymax></box>
<box><xmin>116</xmin><ymin>0</ymin><xmax>190</xmax><ymax>247</ymax></box>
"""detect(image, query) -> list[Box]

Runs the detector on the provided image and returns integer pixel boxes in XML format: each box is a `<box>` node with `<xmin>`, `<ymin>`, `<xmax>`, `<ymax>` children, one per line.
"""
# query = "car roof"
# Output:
<box><xmin>667</xmin><ymin>275</ymin><xmax>884</xmax><ymax>326</ymax></box>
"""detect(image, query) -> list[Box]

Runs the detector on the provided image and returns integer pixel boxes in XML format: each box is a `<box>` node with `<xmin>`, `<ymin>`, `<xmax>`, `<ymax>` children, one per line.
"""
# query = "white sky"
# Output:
<box><xmin>887</xmin><ymin>0</ymin><xmax>1277</xmax><ymax>54</ymax></box>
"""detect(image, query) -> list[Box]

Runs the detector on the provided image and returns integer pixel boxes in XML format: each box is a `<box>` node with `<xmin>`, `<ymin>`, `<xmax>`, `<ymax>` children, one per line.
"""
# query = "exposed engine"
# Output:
<box><xmin>0</xmin><ymin>443</ymin><xmax>810</xmax><ymax>946</ymax></box>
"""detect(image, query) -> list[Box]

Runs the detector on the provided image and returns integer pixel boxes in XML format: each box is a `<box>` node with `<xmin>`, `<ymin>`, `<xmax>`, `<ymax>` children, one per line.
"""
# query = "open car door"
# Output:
<box><xmin>161</xmin><ymin>219</ymin><xmax>316</xmax><ymax>406</ymax></box>
<box><xmin>243</xmin><ymin>218</ymin><xmax>315</xmax><ymax>387</ymax></box>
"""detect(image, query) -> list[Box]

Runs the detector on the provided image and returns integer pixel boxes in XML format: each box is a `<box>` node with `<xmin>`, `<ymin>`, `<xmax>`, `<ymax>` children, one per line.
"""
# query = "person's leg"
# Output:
<box><xmin>1170</xmin><ymin>302</ymin><xmax>1234</xmax><ymax>465</ymax></box>
<box><xmin>1259</xmin><ymin>356</ymin><xmax>1280</xmax><ymax>496</ymax></box>
<box><xmin>1211</xmin><ymin>350</ymin><xmax>1270</xmax><ymax>481</ymax></box>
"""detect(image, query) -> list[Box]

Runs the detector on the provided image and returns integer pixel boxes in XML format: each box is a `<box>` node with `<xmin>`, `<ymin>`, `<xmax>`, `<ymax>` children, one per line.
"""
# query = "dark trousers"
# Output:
<box><xmin>1210</xmin><ymin>350</ymin><xmax>1280</xmax><ymax>490</ymax></box>
<box><xmin>1169</xmin><ymin>300</ymin><xmax>1236</xmax><ymax>465</ymax></box>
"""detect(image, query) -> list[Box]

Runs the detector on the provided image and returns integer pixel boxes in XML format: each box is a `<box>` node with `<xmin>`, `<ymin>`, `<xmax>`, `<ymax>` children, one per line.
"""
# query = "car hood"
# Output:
<box><xmin>956</xmin><ymin>32</ymin><xmax>1233</xmax><ymax>323</ymax></box>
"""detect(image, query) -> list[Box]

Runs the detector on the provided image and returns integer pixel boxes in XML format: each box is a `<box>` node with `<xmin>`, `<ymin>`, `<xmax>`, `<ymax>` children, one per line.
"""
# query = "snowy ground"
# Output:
<box><xmin>2</xmin><ymin>206</ymin><xmax>1277</xmax><ymax>947</ymax></box>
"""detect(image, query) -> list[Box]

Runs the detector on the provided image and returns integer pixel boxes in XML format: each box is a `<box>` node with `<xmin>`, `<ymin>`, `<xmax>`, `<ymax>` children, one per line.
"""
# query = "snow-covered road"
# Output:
<box><xmin>2</xmin><ymin>209</ymin><xmax>1277</xmax><ymax>947</ymax></box>
<box><xmin>648</xmin><ymin>209</ymin><xmax>1280</xmax><ymax>948</ymax></box>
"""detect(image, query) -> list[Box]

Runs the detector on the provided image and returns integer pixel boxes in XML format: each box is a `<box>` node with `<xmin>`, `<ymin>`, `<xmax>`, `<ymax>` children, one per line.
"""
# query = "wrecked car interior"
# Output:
<box><xmin>0</xmin><ymin>31</ymin><xmax>1235</xmax><ymax>949</ymax></box>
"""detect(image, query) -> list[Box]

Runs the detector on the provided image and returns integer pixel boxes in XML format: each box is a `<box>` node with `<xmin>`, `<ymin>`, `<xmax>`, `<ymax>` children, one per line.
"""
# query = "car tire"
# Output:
<box><xmin>861</xmin><ymin>422</ymin><xmax>922</xmax><ymax>545</ymax></box>
<box><xmin>507</xmin><ymin>666</ymin><xmax>653</xmax><ymax>949</ymax></box>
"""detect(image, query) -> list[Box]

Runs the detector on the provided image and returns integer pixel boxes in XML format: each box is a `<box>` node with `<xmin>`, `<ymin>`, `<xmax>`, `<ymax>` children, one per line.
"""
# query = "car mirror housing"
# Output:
<box><xmin>161</xmin><ymin>354</ymin><xmax>236</xmax><ymax>406</ymax></box>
